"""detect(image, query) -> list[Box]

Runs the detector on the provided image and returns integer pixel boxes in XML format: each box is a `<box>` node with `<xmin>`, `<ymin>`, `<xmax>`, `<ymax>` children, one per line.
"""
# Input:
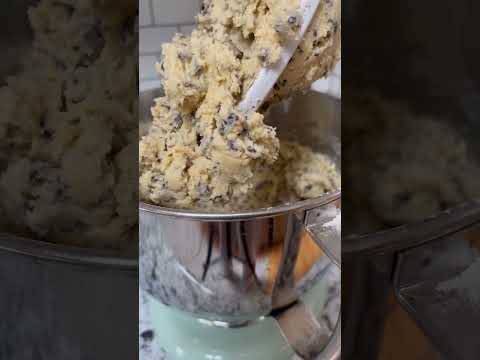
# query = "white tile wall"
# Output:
<box><xmin>139</xmin><ymin>0</ymin><xmax>152</xmax><ymax>27</ymax></box>
<box><xmin>139</xmin><ymin>27</ymin><xmax>177</xmax><ymax>53</ymax></box>
<box><xmin>139</xmin><ymin>0</ymin><xmax>341</xmax><ymax>97</ymax></box>
<box><xmin>139</xmin><ymin>0</ymin><xmax>202</xmax><ymax>85</ymax></box>
<box><xmin>139</xmin><ymin>55</ymin><xmax>159</xmax><ymax>80</ymax></box>
<box><xmin>152</xmin><ymin>0</ymin><xmax>200</xmax><ymax>26</ymax></box>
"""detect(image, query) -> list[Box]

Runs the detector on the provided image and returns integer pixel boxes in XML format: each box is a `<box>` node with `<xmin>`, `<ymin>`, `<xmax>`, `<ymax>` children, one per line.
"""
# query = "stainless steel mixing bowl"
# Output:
<box><xmin>139</xmin><ymin>89</ymin><xmax>342</xmax><ymax>359</ymax></box>
<box><xmin>140</xmin><ymin>89</ymin><xmax>340</xmax><ymax>321</ymax></box>
<box><xmin>342</xmin><ymin>0</ymin><xmax>480</xmax><ymax>354</ymax></box>
<box><xmin>0</xmin><ymin>2</ymin><xmax>138</xmax><ymax>359</ymax></box>
<box><xmin>0</xmin><ymin>235</ymin><xmax>138</xmax><ymax>360</ymax></box>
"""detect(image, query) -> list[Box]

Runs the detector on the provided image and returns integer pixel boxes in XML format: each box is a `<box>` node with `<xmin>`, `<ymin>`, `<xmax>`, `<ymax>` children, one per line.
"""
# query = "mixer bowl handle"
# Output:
<box><xmin>303</xmin><ymin>201</ymin><xmax>341</xmax><ymax>268</ymax></box>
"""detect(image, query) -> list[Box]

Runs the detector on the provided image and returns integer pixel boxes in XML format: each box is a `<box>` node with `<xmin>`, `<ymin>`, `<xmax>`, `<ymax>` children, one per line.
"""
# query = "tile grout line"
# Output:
<box><xmin>140</xmin><ymin>51</ymin><xmax>163</xmax><ymax>57</ymax></box>
<box><xmin>148</xmin><ymin>0</ymin><xmax>155</xmax><ymax>25</ymax></box>
<box><xmin>139</xmin><ymin>23</ymin><xmax>195</xmax><ymax>29</ymax></box>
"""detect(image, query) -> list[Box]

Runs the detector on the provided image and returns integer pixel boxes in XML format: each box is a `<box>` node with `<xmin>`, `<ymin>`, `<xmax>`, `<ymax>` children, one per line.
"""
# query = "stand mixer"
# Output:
<box><xmin>342</xmin><ymin>0</ymin><xmax>480</xmax><ymax>357</ymax></box>
<box><xmin>139</xmin><ymin>89</ymin><xmax>341</xmax><ymax>360</ymax></box>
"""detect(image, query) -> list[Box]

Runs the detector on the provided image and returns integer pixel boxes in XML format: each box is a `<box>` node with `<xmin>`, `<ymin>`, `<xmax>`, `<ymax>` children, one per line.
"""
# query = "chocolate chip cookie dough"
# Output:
<box><xmin>0</xmin><ymin>0</ymin><xmax>137</xmax><ymax>249</ymax></box>
<box><xmin>140</xmin><ymin>0</ymin><xmax>341</xmax><ymax>211</ymax></box>
<box><xmin>343</xmin><ymin>94</ymin><xmax>480</xmax><ymax>235</ymax></box>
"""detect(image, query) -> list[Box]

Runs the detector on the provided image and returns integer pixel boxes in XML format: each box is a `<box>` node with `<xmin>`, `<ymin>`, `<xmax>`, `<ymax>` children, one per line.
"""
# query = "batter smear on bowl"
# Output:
<box><xmin>140</xmin><ymin>0</ymin><xmax>341</xmax><ymax>211</ymax></box>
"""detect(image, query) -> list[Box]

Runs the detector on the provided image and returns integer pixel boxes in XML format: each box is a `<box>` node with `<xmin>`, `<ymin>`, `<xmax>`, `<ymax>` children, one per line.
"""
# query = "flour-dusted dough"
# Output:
<box><xmin>0</xmin><ymin>0</ymin><xmax>137</xmax><ymax>249</ymax></box>
<box><xmin>140</xmin><ymin>0</ymin><xmax>341</xmax><ymax>211</ymax></box>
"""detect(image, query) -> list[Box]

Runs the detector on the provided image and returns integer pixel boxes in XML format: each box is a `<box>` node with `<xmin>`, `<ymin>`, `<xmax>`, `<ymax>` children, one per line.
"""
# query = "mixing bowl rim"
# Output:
<box><xmin>139</xmin><ymin>87</ymin><xmax>341</xmax><ymax>220</ymax></box>
<box><xmin>139</xmin><ymin>188</ymin><xmax>341</xmax><ymax>221</ymax></box>
<box><xmin>0</xmin><ymin>232</ymin><xmax>138</xmax><ymax>269</ymax></box>
<box><xmin>342</xmin><ymin>199</ymin><xmax>480</xmax><ymax>256</ymax></box>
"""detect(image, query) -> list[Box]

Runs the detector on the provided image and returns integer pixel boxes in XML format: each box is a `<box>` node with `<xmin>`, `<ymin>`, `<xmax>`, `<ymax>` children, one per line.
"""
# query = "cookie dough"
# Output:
<box><xmin>140</xmin><ymin>0</ymin><xmax>341</xmax><ymax>210</ymax></box>
<box><xmin>343</xmin><ymin>93</ymin><xmax>480</xmax><ymax>234</ymax></box>
<box><xmin>0</xmin><ymin>0</ymin><xmax>137</xmax><ymax>250</ymax></box>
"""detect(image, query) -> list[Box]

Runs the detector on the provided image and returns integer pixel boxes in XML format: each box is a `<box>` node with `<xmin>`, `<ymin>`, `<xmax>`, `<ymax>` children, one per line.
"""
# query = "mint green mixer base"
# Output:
<box><xmin>149</xmin><ymin>279</ymin><xmax>330</xmax><ymax>360</ymax></box>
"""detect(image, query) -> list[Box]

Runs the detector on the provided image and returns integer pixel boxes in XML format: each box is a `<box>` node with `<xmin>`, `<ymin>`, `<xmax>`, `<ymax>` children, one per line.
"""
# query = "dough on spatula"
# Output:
<box><xmin>140</xmin><ymin>0</ymin><xmax>341</xmax><ymax>211</ymax></box>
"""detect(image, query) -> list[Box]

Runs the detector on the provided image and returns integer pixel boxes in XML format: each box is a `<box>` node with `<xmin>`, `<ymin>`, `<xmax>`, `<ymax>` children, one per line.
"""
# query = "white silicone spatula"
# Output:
<box><xmin>238</xmin><ymin>0</ymin><xmax>322</xmax><ymax>113</ymax></box>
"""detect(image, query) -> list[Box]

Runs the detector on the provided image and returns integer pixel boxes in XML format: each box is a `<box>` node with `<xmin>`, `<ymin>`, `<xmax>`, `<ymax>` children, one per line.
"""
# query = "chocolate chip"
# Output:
<box><xmin>121</xmin><ymin>15</ymin><xmax>135</xmax><ymax>46</ymax></box>
<box><xmin>258</xmin><ymin>48</ymin><xmax>270</xmax><ymax>63</ymax></box>
<box><xmin>219</xmin><ymin>113</ymin><xmax>239</xmax><ymax>135</ymax></box>
<box><xmin>25</xmin><ymin>202</ymin><xmax>35</xmax><ymax>212</ymax></box>
<box><xmin>212</xmin><ymin>195</ymin><xmax>223</xmax><ymax>202</ymax></box>
<box><xmin>193</xmin><ymin>65</ymin><xmax>204</xmax><ymax>77</ymax></box>
<box><xmin>59</xmin><ymin>82</ymin><xmax>67</xmax><ymax>112</ymax></box>
<box><xmin>196</xmin><ymin>133</ymin><xmax>203</xmax><ymax>146</ymax></box>
<box><xmin>197</xmin><ymin>183</ymin><xmax>210</xmax><ymax>195</ymax></box>
<box><xmin>395</xmin><ymin>192</ymin><xmax>411</xmax><ymax>203</ymax></box>
<box><xmin>225</xmin><ymin>113</ymin><xmax>239</xmax><ymax>126</ymax></box>
<box><xmin>288</xmin><ymin>16</ymin><xmax>299</xmax><ymax>27</ymax></box>
<box><xmin>141</xmin><ymin>330</ymin><xmax>155</xmax><ymax>342</ymax></box>
<box><xmin>42</xmin><ymin>129</ymin><xmax>54</xmax><ymax>140</ymax></box>
<box><xmin>200</xmin><ymin>1</ymin><xmax>210</xmax><ymax>15</ymax></box>
<box><xmin>173</xmin><ymin>114</ymin><xmax>183</xmax><ymax>129</ymax></box>
<box><xmin>177</xmin><ymin>51</ymin><xmax>192</xmax><ymax>62</ymax></box>
<box><xmin>83</xmin><ymin>21</ymin><xmax>105</xmax><ymax>62</ymax></box>
<box><xmin>259</xmin><ymin>102</ymin><xmax>270</xmax><ymax>112</ymax></box>
<box><xmin>439</xmin><ymin>201</ymin><xmax>450</xmax><ymax>210</ymax></box>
